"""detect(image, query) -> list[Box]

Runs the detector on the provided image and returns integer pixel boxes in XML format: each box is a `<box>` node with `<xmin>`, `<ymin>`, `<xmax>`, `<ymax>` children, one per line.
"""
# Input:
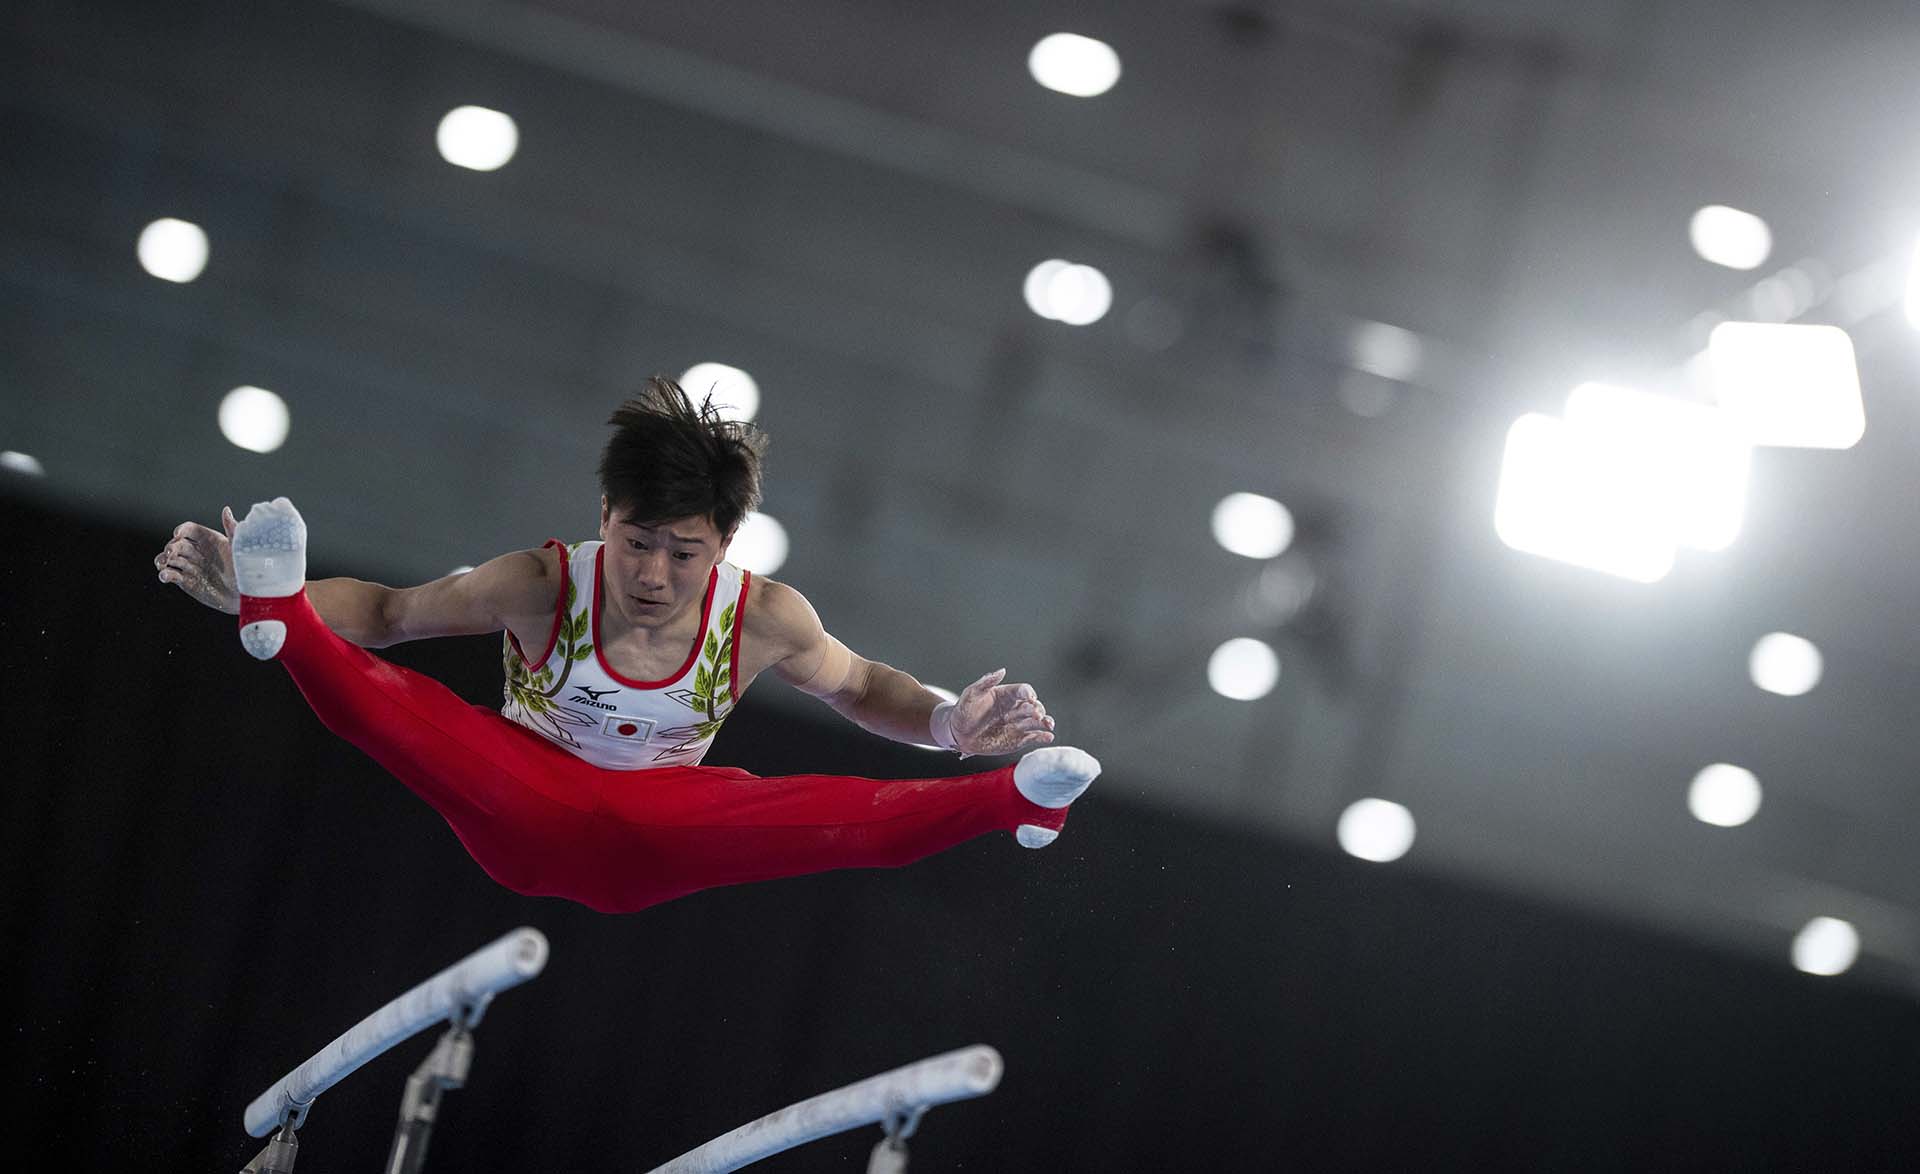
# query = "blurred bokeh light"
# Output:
<box><xmin>1687</xmin><ymin>763</ymin><xmax>1762</xmax><ymax>827</ymax></box>
<box><xmin>217</xmin><ymin>386</ymin><xmax>291</xmax><ymax>455</ymax></box>
<box><xmin>1708</xmin><ymin>323</ymin><xmax>1864</xmax><ymax>449</ymax></box>
<box><xmin>1791</xmin><ymin>916</ymin><xmax>1860</xmax><ymax>976</ymax></box>
<box><xmin>1211</xmin><ymin>492</ymin><xmax>1295</xmax><ymax>559</ymax></box>
<box><xmin>136</xmin><ymin>218</ymin><xmax>209</xmax><ymax>283</ymax></box>
<box><xmin>681</xmin><ymin>362</ymin><xmax>761</xmax><ymax>423</ymax></box>
<box><xmin>436</xmin><ymin>105</ymin><xmax>519</xmax><ymax>171</ymax></box>
<box><xmin>1749</xmin><ymin>632</ymin><xmax>1822</xmax><ymax>697</ymax></box>
<box><xmin>1027</xmin><ymin>33</ymin><xmax>1121</xmax><ymax>97</ymax></box>
<box><xmin>1207</xmin><ymin>637</ymin><xmax>1279</xmax><ymax>701</ymax></box>
<box><xmin>1337</xmin><ymin>798</ymin><xmax>1416</xmax><ymax>863</ymax></box>
<box><xmin>1690</xmin><ymin>204</ymin><xmax>1772</xmax><ymax>270</ymax></box>
<box><xmin>728</xmin><ymin>510</ymin><xmax>789</xmax><ymax>575</ymax></box>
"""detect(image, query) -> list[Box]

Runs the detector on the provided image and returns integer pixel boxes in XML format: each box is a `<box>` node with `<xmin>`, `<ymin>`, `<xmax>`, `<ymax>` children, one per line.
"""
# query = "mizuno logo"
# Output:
<box><xmin>572</xmin><ymin>686</ymin><xmax>619</xmax><ymax>701</ymax></box>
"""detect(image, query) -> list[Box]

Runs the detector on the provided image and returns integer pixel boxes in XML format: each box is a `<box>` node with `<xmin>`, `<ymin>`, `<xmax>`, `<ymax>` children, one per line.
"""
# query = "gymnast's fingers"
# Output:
<box><xmin>158</xmin><ymin>537</ymin><xmax>197</xmax><ymax>570</ymax></box>
<box><xmin>173</xmin><ymin>521</ymin><xmax>224</xmax><ymax>547</ymax></box>
<box><xmin>1001</xmin><ymin>696</ymin><xmax>1046</xmax><ymax>721</ymax></box>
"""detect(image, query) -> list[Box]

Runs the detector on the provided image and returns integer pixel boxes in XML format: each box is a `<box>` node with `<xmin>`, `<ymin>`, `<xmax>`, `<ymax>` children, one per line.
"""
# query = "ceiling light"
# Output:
<box><xmin>1349</xmin><ymin>320</ymin><xmax>1422</xmax><ymax>382</ymax></box>
<box><xmin>1749</xmin><ymin>632</ymin><xmax>1821</xmax><ymax>696</ymax></box>
<box><xmin>1</xmin><ymin>450</ymin><xmax>46</xmax><ymax>476</ymax></box>
<box><xmin>1337</xmin><ymin>798</ymin><xmax>1416</xmax><ymax>863</ymax></box>
<box><xmin>137</xmin><ymin>218</ymin><xmax>209</xmax><ymax>283</ymax></box>
<box><xmin>728</xmin><ymin>511</ymin><xmax>788</xmax><ymax>575</ymax></box>
<box><xmin>436</xmin><ymin>105</ymin><xmax>519</xmax><ymax>171</ymax></box>
<box><xmin>1023</xmin><ymin>260</ymin><xmax>1112</xmax><ymax>325</ymax></box>
<box><xmin>1708</xmin><ymin>322</ymin><xmax>1863</xmax><ymax>449</ymax></box>
<box><xmin>1211</xmin><ymin>492</ymin><xmax>1295</xmax><ymax>559</ymax></box>
<box><xmin>1687</xmin><ymin>763</ymin><xmax>1761</xmax><ymax>827</ymax></box>
<box><xmin>1493</xmin><ymin>413</ymin><xmax>1675</xmax><ymax>583</ymax></box>
<box><xmin>218</xmin><ymin>386</ymin><xmax>291</xmax><ymax>454</ymax></box>
<box><xmin>680</xmin><ymin>362</ymin><xmax>760</xmax><ymax>422</ymax></box>
<box><xmin>1562</xmin><ymin>383</ymin><xmax>1750</xmax><ymax>552</ymax></box>
<box><xmin>1791</xmin><ymin>916</ymin><xmax>1859</xmax><ymax>976</ymax></box>
<box><xmin>1027</xmin><ymin>33</ymin><xmax>1121</xmax><ymax>97</ymax></box>
<box><xmin>1906</xmin><ymin>236</ymin><xmax>1920</xmax><ymax>328</ymax></box>
<box><xmin>1690</xmin><ymin>205</ymin><xmax>1772</xmax><ymax>270</ymax></box>
<box><xmin>1207</xmin><ymin>637</ymin><xmax>1279</xmax><ymax>701</ymax></box>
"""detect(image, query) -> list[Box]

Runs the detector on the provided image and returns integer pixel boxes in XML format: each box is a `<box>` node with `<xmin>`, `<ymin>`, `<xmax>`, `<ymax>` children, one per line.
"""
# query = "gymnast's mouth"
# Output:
<box><xmin>631</xmin><ymin>595</ymin><xmax>666</xmax><ymax>607</ymax></box>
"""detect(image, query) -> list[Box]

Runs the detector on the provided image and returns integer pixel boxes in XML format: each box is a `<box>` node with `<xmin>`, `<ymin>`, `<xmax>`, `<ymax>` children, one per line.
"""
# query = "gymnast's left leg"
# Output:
<box><xmin>571</xmin><ymin>747</ymin><xmax>1099</xmax><ymax>912</ymax></box>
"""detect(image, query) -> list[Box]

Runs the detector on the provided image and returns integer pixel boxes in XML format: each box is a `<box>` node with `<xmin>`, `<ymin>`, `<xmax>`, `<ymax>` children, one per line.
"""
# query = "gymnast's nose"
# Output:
<box><xmin>632</xmin><ymin>548</ymin><xmax>669</xmax><ymax>589</ymax></box>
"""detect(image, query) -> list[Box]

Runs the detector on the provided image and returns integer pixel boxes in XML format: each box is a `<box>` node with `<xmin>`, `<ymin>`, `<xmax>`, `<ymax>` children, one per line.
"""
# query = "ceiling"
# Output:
<box><xmin>5</xmin><ymin>0</ymin><xmax>1920</xmax><ymax>985</ymax></box>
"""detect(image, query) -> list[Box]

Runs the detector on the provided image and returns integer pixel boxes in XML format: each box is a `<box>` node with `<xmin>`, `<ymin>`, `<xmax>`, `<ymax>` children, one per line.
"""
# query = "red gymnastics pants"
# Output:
<box><xmin>239</xmin><ymin>590</ymin><xmax>1068</xmax><ymax>914</ymax></box>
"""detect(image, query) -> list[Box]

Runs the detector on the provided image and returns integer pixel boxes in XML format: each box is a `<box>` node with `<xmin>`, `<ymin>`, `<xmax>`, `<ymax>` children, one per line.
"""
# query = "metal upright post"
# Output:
<box><xmin>239</xmin><ymin>1114</ymin><xmax>304</xmax><ymax>1174</ymax></box>
<box><xmin>384</xmin><ymin>1019</ymin><xmax>478</xmax><ymax>1174</ymax></box>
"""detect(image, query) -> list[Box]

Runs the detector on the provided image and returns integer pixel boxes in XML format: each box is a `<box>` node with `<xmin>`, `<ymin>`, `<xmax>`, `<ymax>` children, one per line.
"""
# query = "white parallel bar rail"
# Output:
<box><xmin>244</xmin><ymin>927</ymin><xmax>549</xmax><ymax>1138</ymax></box>
<box><xmin>646</xmin><ymin>1045</ymin><xmax>1003</xmax><ymax>1174</ymax></box>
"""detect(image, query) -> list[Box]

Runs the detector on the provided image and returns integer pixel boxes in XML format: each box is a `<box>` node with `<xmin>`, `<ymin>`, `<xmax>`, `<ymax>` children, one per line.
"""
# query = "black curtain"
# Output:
<box><xmin>3</xmin><ymin>489</ymin><xmax>1915</xmax><ymax>1171</ymax></box>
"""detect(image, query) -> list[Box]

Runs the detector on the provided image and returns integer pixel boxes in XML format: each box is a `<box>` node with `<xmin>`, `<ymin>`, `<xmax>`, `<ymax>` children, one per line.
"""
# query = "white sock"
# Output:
<box><xmin>240</xmin><ymin>620</ymin><xmax>287</xmax><ymax>661</ymax></box>
<box><xmin>1013</xmin><ymin>746</ymin><xmax>1100</xmax><ymax>809</ymax></box>
<box><xmin>232</xmin><ymin>497</ymin><xmax>307</xmax><ymax>598</ymax></box>
<box><xmin>1011</xmin><ymin>747</ymin><xmax>1099</xmax><ymax>850</ymax></box>
<box><xmin>1014</xmin><ymin>825</ymin><xmax>1059</xmax><ymax>849</ymax></box>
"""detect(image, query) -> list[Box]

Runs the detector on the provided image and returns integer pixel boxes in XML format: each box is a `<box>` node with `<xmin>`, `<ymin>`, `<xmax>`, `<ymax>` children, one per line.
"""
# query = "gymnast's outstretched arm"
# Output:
<box><xmin>154</xmin><ymin>505</ymin><xmax>555</xmax><ymax>649</ymax></box>
<box><xmin>749</xmin><ymin>577</ymin><xmax>1057</xmax><ymax>757</ymax></box>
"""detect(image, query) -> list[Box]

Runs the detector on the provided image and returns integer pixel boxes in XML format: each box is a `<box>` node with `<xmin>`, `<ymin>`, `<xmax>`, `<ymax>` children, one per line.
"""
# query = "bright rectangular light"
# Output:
<box><xmin>1494</xmin><ymin>413</ymin><xmax>1676</xmax><ymax>583</ymax></box>
<box><xmin>1907</xmin><ymin>236</ymin><xmax>1920</xmax><ymax>328</ymax></box>
<box><xmin>1563</xmin><ymin>383</ymin><xmax>1750</xmax><ymax>551</ymax></box>
<box><xmin>1708</xmin><ymin>322</ymin><xmax>1864</xmax><ymax>449</ymax></box>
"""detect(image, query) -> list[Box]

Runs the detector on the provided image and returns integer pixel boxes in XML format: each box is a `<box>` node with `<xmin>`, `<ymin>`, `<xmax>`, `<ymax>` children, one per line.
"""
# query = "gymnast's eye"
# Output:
<box><xmin>675</xmin><ymin>552</ymin><xmax>695</xmax><ymax>560</ymax></box>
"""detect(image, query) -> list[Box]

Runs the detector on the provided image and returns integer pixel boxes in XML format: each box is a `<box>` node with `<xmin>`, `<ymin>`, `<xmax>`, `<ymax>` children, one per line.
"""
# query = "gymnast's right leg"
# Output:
<box><xmin>229</xmin><ymin>497</ymin><xmax>587</xmax><ymax>895</ymax></box>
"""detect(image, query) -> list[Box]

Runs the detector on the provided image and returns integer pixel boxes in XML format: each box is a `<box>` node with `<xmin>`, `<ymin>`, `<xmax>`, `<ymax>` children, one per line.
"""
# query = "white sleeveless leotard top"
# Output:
<box><xmin>500</xmin><ymin>539</ymin><xmax>752</xmax><ymax>769</ymax></box>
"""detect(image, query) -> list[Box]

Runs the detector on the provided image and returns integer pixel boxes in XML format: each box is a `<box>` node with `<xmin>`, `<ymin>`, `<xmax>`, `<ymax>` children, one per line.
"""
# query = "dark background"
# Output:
<box><xmin>5</xmin><ymin>487</ymin><xmax>1917</xmax><ymax>1171</ymax></box>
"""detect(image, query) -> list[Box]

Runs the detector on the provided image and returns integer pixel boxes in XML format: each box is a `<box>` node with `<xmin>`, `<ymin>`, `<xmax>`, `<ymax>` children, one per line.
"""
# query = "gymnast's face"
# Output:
<box><xmin>598</xmin><ymin>498</ymin><xmax>732</xmax><ymax>630</ymax></box>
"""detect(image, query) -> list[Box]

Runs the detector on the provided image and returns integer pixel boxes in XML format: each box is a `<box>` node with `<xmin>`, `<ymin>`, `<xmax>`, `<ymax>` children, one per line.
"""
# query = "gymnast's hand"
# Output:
<box><xmin>948</xmin><ymin>668</ymin><xmax>1057</xmax><ymax>756</ymax></box>
<box><xmin>155</xmin><ymin>506</ymin><xmax>241</xmax><ymax>615</ymax></box>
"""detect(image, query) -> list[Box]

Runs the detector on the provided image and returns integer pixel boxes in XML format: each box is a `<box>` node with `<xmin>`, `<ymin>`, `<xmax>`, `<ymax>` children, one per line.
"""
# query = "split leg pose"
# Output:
<box><xmin>156</xmin><ymin>380</ymin><xmax>1097</xmax><ymax>913</ymax></box>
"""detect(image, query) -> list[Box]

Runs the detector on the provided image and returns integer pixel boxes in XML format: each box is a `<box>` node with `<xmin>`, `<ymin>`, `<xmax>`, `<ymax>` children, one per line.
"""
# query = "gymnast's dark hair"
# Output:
<box><xmin>598</xmin><ymin>376</ymin><xmax>768</xmax><ymax>539</ymax></box>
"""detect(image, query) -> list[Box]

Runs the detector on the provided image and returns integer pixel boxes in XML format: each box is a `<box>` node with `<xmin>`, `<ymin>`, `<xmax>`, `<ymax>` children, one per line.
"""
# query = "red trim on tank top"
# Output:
<box><xmin>507</xmin><ymin>539</ymin><xmax>570</xmax><ymax>670</ymax></box>
<box><xmin>729</xmin><ymin>569</ymin><xmax>751</xmax><ymax>704</ymax></box>
<box><xmin>591</xmin><ymin>545</ymin><xmax>718</xmax><ymax>689</ymax></box>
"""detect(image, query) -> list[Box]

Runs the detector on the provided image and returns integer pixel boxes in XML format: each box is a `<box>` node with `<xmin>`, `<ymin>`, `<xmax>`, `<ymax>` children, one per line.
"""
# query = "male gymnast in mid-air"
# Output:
<box><xmin>154</xmin><ymin>377</ymin><xmax>1099</xmax><ymax>913</ymax></box>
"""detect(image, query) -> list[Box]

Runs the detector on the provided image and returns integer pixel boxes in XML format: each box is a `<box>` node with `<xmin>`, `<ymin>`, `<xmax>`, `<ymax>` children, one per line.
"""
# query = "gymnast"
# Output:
<box><xmin>154</xmin><ymin>377</ymin><xmax>1098</xmax><ymax>914</ymax></box>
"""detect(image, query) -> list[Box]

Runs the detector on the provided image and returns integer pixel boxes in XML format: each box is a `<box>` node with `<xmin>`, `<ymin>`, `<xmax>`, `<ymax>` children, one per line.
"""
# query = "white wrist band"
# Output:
<box><xmin>929</xmin><ymin>700</ymin><xmax>960</xmax><ymax>752</ymax></box>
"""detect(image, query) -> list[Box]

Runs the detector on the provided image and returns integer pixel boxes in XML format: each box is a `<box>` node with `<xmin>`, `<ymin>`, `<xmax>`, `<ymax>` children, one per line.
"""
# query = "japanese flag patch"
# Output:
<box><xmin>601</xmin><ymin>714</ymin><xmax>657</xmax><ymax>741</ymax></box>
